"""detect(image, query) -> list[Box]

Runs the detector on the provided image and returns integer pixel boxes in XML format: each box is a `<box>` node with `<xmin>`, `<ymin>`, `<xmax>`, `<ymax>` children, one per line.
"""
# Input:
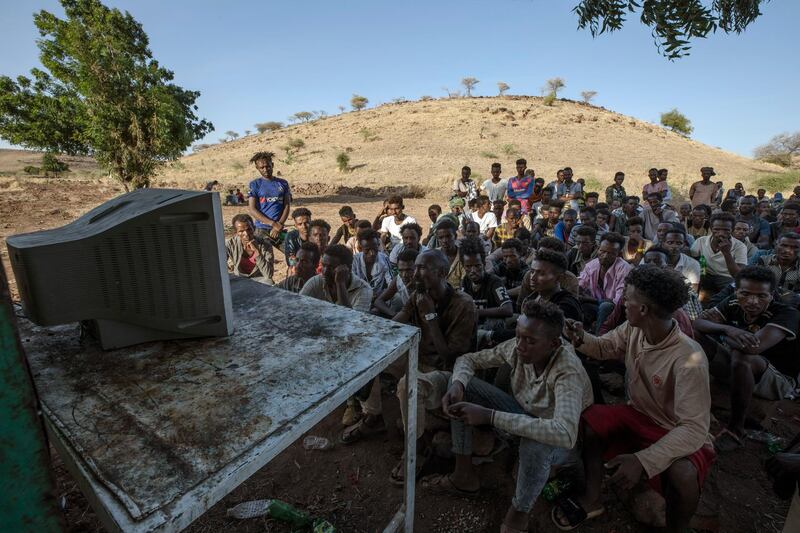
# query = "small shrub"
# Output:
<box><xmin>23</xmin><ymin>165</ymin><xmax>40</xmax><ymax>175</ymax></box>
<box><xmin>543</xmin><ymin>92</ymin><xmax>556</xmax><ymax>106</ymax></box>
<box><xmin>500</xmin><ymin>143</ymin><xmax>517</xmax><ymax>156</ymax></box>
<box><xmin>231</xmin><ymin>162</ymin><xmax>245</xmax><ymax>172</ymax></box>
<box><xmin>338</xmin><ymin>105</ymin><xmax>346</xmax><ymax>113</ymax></box>
<box><xmin>359</xmin><ymin>128</ymin><xmax>378</xmax><ymax>142</ymax></box>
<box><xmin>41</xmin><ymin>153</ymin><xmax>69</xmax><ymax>177</ymax></box>
<box><xmin>192</xmin><ymin>143</ymin><xmax>212</xmax><ymax>152</ymax></box>
<box><xmin>255</xmin><ymin>121</ymin><xmax>284</xmax><ymax>133</ymax></box>
<box><xmin>420</xmin><ymin>95</ymin><xmax>433</xmax><ymax>101</ymax></box>
<box><xmin>392</xmin><ymin>97</ymin><xmax>407</xmax><ymax>104</ymax></box>
<box><xmin>286</xmin><ymin>138</ymin><xmax>306</xmax><ymax>150</ymax></box>
<box><xmin>581</xmin><ymin>90</ymin><xmax>597</xmax><ymax>103</ymax></box>
<box><xmin>660</xmin><ymin>108</ymin><xmax>693</xmax><ymax>136</ymax></box>
<box><xmin>583</xmin><ymin>177</ymin><xmax>603</xmax><ymax>192</ymax></box>
<box><xmin>336</xmin><ymin>151</ymin><xmax>350</xmax><ymax>172</ymax></box>
<box><xmin>351</xmin><ymin>94</ymin><xmax>369</xmax><ymax>111</ymax></box>
<box><xmin>497</xmin><ymin>82</ymin><xmax>510</xmax><ymax>96</ymax></box>
<box><xmin>225</xmin><ymin>130</ymin><xmax>239</xmax><ymax>140</ymax></box>
<box><xmin>171</xmin><ymin>161</ymin><xmax>186</xmax><ymax>171</ymax></box>
<box><xmin>480</xmin><ymin>151</ymin><xmax>498</xmax><ymax>159</ymax></box>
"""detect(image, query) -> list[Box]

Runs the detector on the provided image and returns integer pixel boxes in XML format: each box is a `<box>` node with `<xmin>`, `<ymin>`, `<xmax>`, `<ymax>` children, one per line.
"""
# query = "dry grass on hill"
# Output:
<box><xmin>156</xmin><ymin>95</ymin><xmax>788</xmax><ymax>199</ymax></box>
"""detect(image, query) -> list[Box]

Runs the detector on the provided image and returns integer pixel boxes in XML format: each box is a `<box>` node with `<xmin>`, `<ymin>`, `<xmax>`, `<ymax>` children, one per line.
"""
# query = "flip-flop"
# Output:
<box><xmin>714</xmin><ymin>428</ymin><xmax>744</xmax><ymax>453</ymax></box>
<box><xmin>339</xmin><ymin>416</ymin><xmax>386</xmax><ymax>445</ymax></box>
<box><xmin>419</xmin><ymin>473</ymin><xmax>480</xmax><ymax>497</ymax></box>
<box><xmin>551</xmin><ymin>497</ymin><xmax>605</xmax><ymax>531</ymax></box>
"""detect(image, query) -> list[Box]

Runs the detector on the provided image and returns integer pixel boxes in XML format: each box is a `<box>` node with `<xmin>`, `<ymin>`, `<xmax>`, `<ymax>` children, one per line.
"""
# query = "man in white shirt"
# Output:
<box><xmin>481</xmin><ymin>163</ymin><xmax>508</xmax><ymax>203</ymax></box>
<box><xmin>690</xmin><ymin>212</ymin><xmax>748</xmax><ymax>304</ymax></box>
<box><xmin>379</xmin><ymin>195</ymin><xmax>417</xmax><ymax>249</ymax></box>
<box><xmin>471</xmin><ymin>196</ymin><xmax>498</xmax><ymax>240</ymax></box>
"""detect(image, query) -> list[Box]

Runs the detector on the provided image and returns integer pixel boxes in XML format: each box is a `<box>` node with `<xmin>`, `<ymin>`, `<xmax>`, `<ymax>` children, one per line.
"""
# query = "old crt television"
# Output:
<box><xmin>6</xmin><ymin>188</ymin><xmax>233</xmax><ymax>349</ymax></box>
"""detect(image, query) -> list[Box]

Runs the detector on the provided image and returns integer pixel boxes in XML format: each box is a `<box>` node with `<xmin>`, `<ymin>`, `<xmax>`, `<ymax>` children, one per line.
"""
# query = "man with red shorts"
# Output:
<box><xmin>555</xmin><ymin>265</ymin><xmax>714</xmax><ymax>532</ymax></box>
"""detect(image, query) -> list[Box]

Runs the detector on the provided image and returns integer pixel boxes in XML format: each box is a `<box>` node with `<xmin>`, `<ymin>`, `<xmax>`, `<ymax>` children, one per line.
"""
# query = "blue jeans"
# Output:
<box><xmin>595</xmin><ymin>299</ymin><xmax>615</xmax><ymax>333</ymax></box>
<box><xmin>449</xmin><ymin>376</ymin><xmax>573</xmax><ymax>512</ymax></box>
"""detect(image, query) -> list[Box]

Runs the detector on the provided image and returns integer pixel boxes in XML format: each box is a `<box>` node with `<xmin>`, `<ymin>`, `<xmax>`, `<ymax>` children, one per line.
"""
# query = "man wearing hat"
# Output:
<box><xmin>689</xmin><ymin>167</ymin><xmax>720</xmax><ymax>208</ymax></box>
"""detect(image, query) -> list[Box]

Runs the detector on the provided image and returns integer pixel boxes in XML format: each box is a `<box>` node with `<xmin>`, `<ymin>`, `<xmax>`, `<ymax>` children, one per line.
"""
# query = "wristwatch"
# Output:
<box><xmin>424</xmin><ymin>312</ymin><xmax>438</xmax><ymax>321</ymax></box>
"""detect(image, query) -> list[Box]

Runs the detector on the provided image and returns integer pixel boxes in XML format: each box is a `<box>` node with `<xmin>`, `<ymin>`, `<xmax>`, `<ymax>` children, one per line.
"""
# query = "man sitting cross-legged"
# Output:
<box><xmin>693</xmin><ymin>265</ymin><xmax>800</xmax><ymax>452</ymax></box>
<box><xmin>422</xmin><ymin>300</ymin><xmax>592</xmax><ymax>533</ymax></box>
<box><xmin>340</xmin><ymin>250</ymin><xmax>477</xmax><ymax>481</ymax></box>
<box><xmin>556</xmin><ymin>265</ymin><xmax>714</xmax><ymax>533</ymax></box>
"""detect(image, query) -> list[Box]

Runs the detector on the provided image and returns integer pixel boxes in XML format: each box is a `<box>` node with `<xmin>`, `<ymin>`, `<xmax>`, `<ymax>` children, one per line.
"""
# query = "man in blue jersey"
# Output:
<box><xmin>247</xmin><ymin>151</ymin><xmax>292</xmax><ymax>243</ymax></box>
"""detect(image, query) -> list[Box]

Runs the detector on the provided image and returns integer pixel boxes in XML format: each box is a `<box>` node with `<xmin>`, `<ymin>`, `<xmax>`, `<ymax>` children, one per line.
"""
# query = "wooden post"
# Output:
<box><xmin>403</xmin><ymin>334</ymin><xmax>420</xmax><ymax>533</ymax></box>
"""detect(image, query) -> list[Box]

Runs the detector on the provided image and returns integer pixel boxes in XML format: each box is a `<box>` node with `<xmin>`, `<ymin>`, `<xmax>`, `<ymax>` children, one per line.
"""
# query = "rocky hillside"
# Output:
<box><xmin>156</xmin><ymin>95</ymin><xmax>784</xmax><ymax>198</ymax></box>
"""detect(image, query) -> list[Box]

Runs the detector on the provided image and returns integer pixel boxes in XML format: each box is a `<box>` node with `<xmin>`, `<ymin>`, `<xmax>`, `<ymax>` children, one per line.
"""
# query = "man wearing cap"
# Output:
<box><xmin>689</xmin><ymin>167</ymin><xmax>720</xmax><ymax>208</ymax></box>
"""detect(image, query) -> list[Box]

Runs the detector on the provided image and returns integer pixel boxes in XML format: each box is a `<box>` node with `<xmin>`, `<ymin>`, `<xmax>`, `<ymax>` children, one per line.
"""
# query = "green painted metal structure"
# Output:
<box><xmin>0</xmin><ymin>260</ymin><xmax>62</xmax><ymax>532</ymax></box>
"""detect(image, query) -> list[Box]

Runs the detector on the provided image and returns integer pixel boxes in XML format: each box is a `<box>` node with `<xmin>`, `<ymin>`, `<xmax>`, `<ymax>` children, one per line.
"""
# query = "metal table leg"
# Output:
<box><xmin>403</xmin><ymin>334</ymin><xmax>419</xmax><ymax>532</ymax></box>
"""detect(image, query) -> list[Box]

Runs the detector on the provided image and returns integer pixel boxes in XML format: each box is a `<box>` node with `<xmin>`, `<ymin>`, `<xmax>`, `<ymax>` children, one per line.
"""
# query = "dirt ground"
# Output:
<box><xmin>2</xmin><ymin>177</ymin><xmax>797</xmax><ymax>532</ymax></box>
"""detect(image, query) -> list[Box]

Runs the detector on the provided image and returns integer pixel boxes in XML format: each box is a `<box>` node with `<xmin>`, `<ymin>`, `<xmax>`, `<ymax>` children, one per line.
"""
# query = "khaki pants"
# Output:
<box><xmin>360</xmin><ymin>355</ymin><xmax>450</xmax><ymax>437</ymax></box>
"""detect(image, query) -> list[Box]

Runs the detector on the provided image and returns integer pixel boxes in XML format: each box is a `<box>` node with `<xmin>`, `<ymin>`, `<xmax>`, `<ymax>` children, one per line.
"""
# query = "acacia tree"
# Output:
<box><xmin>497</xmin><ymin>82</ymin><xmax>510</xmax><ymax>96</ymax></box>
<box><xmin>545</xmin><ymin>78</ymin><xmax>566</xmax><ymax>97</ymax></box>
<box><xmin>660</xmin><ymin>108</ymin><xmax>693</xmax><ymax>136</ymax></box>
<box><xmin>573</xmin><ymin>0</ymin><xmax>767</xmax><ymax>59</ymax></box>
<box><xmin>581</xmin><ymin>90</ymin><xmax>597</xmax><ymax>103</ymax></box>
<box><xmin>351</xmin><ymin>94</ymin><xmax>369</xmax><ymax>111</ymax></box>
<box><xmin>461</xmin><ymin>77</ymin><xmax>479</xmax><ymax>97</ymax></box>
<box><xmin>225</xmin><ymin>130</ymin><xmax>239</xmax><ymax>140</ymax></box>
<box><xmin>255</xmin><ymin>121</ymin><xmax>284</xmax><ymax>133</ymax></box>
<box><xmin>754</xmin><ymin>132</ymin><xmax>800</xmax><ymax>167</ymax></box>
<box><xmin>0</xmin><ymin>0</ymin><xmax>212</xmax><ymax>189</ymax></box>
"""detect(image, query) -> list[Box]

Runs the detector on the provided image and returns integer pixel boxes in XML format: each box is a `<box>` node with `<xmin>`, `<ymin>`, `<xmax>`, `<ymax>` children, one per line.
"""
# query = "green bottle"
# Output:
<box><xmin>267</xmin><ymin>500</ymin><xmax>313</xmax><ymax>528</ymax></box>
<box><xmin>699</xmin><ymin>255</ymin><xmax>707</xmax><ymax>276</ymax></box>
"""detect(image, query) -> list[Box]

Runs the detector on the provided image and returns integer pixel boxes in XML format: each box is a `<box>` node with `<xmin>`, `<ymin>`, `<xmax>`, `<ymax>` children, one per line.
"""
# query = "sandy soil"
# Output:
<box><xmin>2</xmin><ymin>178</ymin><xmax>797</xmax><ymax>532</ymax></box>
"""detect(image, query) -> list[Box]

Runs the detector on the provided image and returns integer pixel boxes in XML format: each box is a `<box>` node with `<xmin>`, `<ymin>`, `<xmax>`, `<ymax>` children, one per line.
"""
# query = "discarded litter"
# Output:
<box><xmin>303</xmin><ymin>435</ymin><xmax>333</xmax><ymax>451</ymax></box>
<box><xmin>227</xmin><ymin>499</ymin><xmax>336</xmax><ymax>531</ymax></box>
<box><xmin>747</xmin><ymin>430</ymin><xmax>785</xmax><ymax>454</ymax></box>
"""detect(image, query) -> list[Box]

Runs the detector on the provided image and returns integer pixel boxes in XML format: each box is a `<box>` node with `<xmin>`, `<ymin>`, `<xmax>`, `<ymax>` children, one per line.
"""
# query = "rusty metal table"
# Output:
<box><xmin>19</xmin><ymin>277</ymin><xmax>420</xmax><ymax>532</ymax></box>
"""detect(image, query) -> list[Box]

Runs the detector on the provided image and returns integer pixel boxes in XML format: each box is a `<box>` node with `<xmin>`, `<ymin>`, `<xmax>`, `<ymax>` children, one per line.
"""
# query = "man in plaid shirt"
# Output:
<box><xmin>421</xmin><ymin>299</ymin><xmax>592</xmax><ymax>533</ymax></box>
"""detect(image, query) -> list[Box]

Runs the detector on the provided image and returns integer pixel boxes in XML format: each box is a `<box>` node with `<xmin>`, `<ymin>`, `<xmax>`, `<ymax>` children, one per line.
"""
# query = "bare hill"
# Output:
<box><xmin>157</xmin><ymin>96</ymin><xmax>786</xmax><ymax>198</ymax></box>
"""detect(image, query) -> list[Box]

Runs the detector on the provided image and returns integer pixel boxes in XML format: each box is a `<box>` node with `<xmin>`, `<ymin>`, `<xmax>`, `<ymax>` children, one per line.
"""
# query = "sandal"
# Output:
<box><xmin>551</xmin><ymin>497</ymin><xmax>604</xmax><ymax>531</ymax></box>
<box><xmin>714</xmin><ymin>428</ymin><xmax>744</xmax><ymax>453</ymax></box>
<box><xmin>339</xmin><ymin>415</ymin><xmax>386</xmax><ymax>445</ymax></box>
<box><xmin>420</xmin><ymin>473</ymin><xmax>480</xmax><ymax>496</ymax></box>
<box><xmin>390</xmin><ymin>447</ymin><xmax>432</xmax><ymax>486</ymax></box>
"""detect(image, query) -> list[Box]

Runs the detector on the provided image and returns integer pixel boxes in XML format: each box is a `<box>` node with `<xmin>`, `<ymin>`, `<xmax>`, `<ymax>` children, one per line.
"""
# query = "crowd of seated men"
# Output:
<box><xmin>227</xmin><ymin>151</ymin><xmax>800</xmax><ymax>533</ymax></box>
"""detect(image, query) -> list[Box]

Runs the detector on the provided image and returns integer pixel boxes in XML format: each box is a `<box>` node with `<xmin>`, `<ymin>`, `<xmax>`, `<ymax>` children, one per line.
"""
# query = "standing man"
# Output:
<box><xmin>453</xmin><ymin>166</ymin><xmax>478</xmax><ymax>202</ymax></box>
<box><xmin>247</xmin><ymin>151</ymin><xmax>292</xmax><ymax>243</ymax></box>
<box><xmin>605</xmin><ymin>172</ymin><xmax>627</xmax><ymax>206</ymax></box>
<box><xmin>657</xmin><ymin>168</ymin><xmax>672</xmax><ymax>202</ymax></box>
<box><xmin>642</xmin><ymin>168</ymin><xmax>660</xmax><ymax>199</ymax></box>
<box><xmin>689</xmin><ymin>167</ymin><xmax>720</xmax><ymax>208</ymax></box>
<box><xmin>481</xmin><ymin>163</ymin><xmax>508</xmax><ymax>202</ymax></box>
<box><xmin>507</xmin><ymin>159</ymin><xmax>535</xmax><ymax>214</ymax></box>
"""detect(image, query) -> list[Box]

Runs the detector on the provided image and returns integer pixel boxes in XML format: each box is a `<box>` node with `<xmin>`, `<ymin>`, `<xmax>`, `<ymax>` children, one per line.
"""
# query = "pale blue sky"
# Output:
<box><xmin>1</xmin><ymin>0</ymin><xmax>797</xmax><ymax>157</ymax></box>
